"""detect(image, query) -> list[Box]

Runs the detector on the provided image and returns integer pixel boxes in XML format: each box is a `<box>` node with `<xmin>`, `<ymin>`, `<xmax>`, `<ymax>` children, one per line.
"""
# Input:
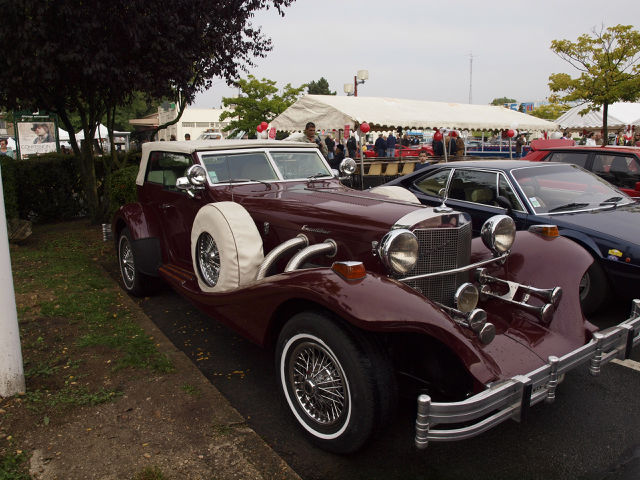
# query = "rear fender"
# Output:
<box><xmin>112</xmin><ymin>203</ymin><xmax>163</xmax><ymax>276</ymax></box>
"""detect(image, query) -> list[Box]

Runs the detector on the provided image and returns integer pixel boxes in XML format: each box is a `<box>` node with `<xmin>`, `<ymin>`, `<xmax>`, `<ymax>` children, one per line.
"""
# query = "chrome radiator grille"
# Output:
<box><xmin>404</xmin><ymin>222</ymin><xmax>472</xmax><ymax>305</ymax></box>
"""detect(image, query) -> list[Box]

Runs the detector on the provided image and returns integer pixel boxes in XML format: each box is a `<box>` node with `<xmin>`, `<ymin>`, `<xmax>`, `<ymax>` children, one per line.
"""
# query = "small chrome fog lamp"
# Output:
<box><xmin>481</xmin><ymin>215</ymin><xmax>516</xmax><ymax>255</ymax></box>
<box><xmin>339</xmin><ymin>157</ymin><xmax>357</xmax><ymax>176</ymax></box>
<box><xmin>467</xmin><ymin>308</ymin><xmax>487</xmax><ymax>332</ymax></box>
<box><xmin>378</xmin><ymin>229</ymin><xmax>419</xmax><ymax>275</ymax></box>
<box><xmin>454</xmin><ymin>283</ymin><xmax>479</xmax><ymax>313</ymax></box>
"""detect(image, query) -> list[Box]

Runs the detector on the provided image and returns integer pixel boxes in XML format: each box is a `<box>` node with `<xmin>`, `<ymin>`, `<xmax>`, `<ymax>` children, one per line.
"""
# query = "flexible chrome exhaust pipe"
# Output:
<box><xmin>284</xmin><ymin>239</ymin><xmax>337</xmax><ymax>272</ymax></box>
<box><xmin>256</xmin><ymin>235</ymin><xmax>308</xmax><ymax>280</ymax></box>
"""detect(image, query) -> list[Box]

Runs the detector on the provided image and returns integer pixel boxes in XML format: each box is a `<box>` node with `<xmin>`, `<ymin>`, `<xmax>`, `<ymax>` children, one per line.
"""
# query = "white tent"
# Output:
<box><xmin>76</xmin><ymin>123</ymin><xmax>129</xmax><ymax>140</ymax></box>
<box><xmin>58</xmin><ymin>128</ymin><xmax>70</xmax><ymax>141</ymax></box>
<box><xmin>271</xmin><ymin>95</ymin><xmax>557</xmax><ymax>133</ymax></box>
<box><xmin>76</xmin><ymin>124</ymin><xmax>131</xmax><ymax>151</ymax></box>
<box><xmin>555</xmin><ymin>102</ymin><xmax>640</xmax><ymax>130</ymax></box>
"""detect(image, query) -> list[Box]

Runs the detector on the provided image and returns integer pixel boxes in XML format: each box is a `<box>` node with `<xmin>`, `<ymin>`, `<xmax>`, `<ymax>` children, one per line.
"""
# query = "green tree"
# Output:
<box><xmin>220</xmin><ymin>76</ymin><xmax>306</xmax><ymax>137</ymax></box>
<box><xmin>548</xmin><ymin>24</ymin><xmax>640</xmax><ymax>140</ymax></box>
<box><xmin>0</xmin><ymin>0</ymin><xmax>295</xmax><ymax>222</ymax></box>
<box><xmin>529</xmin><ymin>102</ymin><xmax>572</xmax><ymax>121</ymax></box>
<box><xmin>307</xmin><ymin>78</ymin><xmax>336</xmax><ymax>95</ymax></box>
<box><xmin>490</xmin><ymin>97</ymin><xmax>516</xmax><ymax>106</ymax></box>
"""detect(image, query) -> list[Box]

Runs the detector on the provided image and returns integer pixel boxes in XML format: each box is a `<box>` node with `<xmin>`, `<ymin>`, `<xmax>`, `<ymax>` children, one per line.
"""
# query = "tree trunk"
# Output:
<box><xmin>602</xmin><ymin>102</ymin><xmax>609</xmax><ymax>144</ymax></box>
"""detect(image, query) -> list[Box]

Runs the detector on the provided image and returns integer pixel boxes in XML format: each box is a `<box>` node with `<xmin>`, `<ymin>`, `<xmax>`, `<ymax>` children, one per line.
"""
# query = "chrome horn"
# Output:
<box><xmin>475</xmin><ymin>268</ymin><xmax>562</xmax><ymax>324</ymax></box>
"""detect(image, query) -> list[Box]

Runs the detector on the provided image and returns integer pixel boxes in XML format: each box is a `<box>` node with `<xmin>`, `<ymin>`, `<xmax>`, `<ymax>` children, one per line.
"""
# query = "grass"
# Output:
<box><xmin>1</xmin><ymin>221</ymin><xmax>175</xmax><ymax>476</ymax></box>
<box><xmin>131</xmin><ymin>466</ymin><xmax>167</xmax><ymax>480</ymax></box>
<box><xmin>0</xmin><ymin>451</ymin><xmax>29</xmax><ymax>480</ymax></box>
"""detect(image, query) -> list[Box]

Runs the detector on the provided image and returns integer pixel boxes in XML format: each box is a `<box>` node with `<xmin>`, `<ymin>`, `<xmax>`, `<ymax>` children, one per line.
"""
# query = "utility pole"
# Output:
<box><xmin>0</xmin><ymin>166</ymin><xmax>25</xmax><ymax>397</ymax></box>
<box><xmin>468</xmin><ymin>52</ymin><xmax>474</xmax><ymax>104</ymax></box>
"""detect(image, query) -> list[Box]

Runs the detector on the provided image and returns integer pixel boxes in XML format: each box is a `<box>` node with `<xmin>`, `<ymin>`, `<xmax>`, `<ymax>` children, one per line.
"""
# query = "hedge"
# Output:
<box><xmin>1</xmin><ymin>151</ymin><xmax>141</xmax><ymax>224</ymax></box>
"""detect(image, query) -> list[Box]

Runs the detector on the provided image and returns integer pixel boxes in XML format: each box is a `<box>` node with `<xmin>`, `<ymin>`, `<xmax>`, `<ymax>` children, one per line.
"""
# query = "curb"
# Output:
<box><xmin>109</xmin><ymin>265</ymin><xmax>302</xmax><ymax>480</ymax></box>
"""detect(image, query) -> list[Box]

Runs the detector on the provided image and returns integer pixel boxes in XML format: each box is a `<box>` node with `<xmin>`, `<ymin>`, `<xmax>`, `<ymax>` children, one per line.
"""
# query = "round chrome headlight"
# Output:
<box><xmin>454</xmin><ymin>283</ymin><xmax>479</xmax><ymax>313</ymax></box>
<box><xmin>481</xmin><ymin>215</ymin><xmax>516</xmax><ymax>255</ymax></box>
<box><xmin>378</xmin><ymin>229</ymin><xmax>419</xmax><ymax>275</ymax></box>
<box><xmin>339</xmin><ymin>157</ymin><xmax>357</xmax><ymax>175</ymax></box>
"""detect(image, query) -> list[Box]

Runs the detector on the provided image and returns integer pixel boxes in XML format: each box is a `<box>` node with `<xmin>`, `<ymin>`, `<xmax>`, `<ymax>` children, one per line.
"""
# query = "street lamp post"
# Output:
<box><xmin>344</xmin><ymin>70</ymin><xmax>369</xmax><ymax>97</ymax></box>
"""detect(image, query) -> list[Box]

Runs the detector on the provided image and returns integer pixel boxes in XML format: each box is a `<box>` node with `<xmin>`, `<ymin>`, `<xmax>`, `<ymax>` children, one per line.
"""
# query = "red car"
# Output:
<box><xmin>112</xmin><ymin>140</ymin><xmax>639</xmax><ymax>453</ymax></box>
<box><xmin>364</xmin><ymin>145</ymin><xmax>433</xmax><ymax>158</ymax></box>
<box><xmin>524</xmin><ymin>139</ymin><xmax>640</xmax><ymax>197</ymax></box>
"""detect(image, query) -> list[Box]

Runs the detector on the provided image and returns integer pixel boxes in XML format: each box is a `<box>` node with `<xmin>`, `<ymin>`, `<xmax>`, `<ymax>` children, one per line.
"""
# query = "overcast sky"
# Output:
<box><xmin>193</xmin><ymin>0</ymin><xmax>640</xmax><ymax>109</ymax></box>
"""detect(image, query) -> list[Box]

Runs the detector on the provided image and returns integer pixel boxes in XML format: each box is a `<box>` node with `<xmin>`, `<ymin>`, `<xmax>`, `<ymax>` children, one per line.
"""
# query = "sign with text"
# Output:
<box><xmin>15</xmin><ymin>113</ymin><xmax>58</xmax><ymax>159</ymax></box>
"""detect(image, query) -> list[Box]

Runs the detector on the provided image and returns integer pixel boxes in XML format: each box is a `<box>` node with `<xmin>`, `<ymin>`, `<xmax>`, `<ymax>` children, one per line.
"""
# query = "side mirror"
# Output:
<box><xmin>339</xmin><ymin>157</ymin><xmax>357</xmax><ymax>176</ymax></box>
<box><xmin>186</xmin><ymin>164</ymin><xmax>207</xmax><ymax>186</ymax></box>
<box><xmin>177</xmin><ymin>165</ymin><xmax>206</xmax><ymax>198</ymax></box>
<box><xmin>495</xmin><ymin>195</ymin><xmax>513</xmax><ymax>214</ymax></box>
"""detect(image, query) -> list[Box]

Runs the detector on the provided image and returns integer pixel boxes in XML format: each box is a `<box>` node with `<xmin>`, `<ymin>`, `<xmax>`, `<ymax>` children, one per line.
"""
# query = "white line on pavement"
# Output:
<box><xmin>612</xmin><ymin>358</ymin><xmax>640</xmax><ymax>372</ymax></box>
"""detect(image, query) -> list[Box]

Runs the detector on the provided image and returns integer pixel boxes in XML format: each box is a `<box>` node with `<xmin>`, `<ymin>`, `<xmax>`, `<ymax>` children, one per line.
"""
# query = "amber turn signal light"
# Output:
<box><xmin>331</xmin><ymin>261</ymin><xmax>366</xmax><ymax>280</ymax></box>
<box><xmin>528</xmin><ymin>224</ymin><xmax>559</xmax><ymax>237</ymax></box>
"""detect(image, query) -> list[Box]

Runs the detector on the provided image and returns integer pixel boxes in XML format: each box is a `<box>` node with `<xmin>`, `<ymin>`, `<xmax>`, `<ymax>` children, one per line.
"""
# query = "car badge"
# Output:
<box><xmin>608</xmin><ymin>249</ymin><xmax>623</xmax><ymax>257</ymax></box>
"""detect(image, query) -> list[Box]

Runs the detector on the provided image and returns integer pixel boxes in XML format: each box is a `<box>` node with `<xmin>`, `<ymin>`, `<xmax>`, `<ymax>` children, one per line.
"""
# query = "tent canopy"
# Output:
<box><xmin>76</xmin><ymin>123</ymin><xmax>130</xmax><ymax>140</ymax></box>
<box><xmin>555</xmin><ymin>102</ymin><xmax>640</xmax><ymax>130</ymax></box>
<box><xmin>271</xmin><ymin>95</ymin><xmax>557</xmax><ymax>133</ymax></box>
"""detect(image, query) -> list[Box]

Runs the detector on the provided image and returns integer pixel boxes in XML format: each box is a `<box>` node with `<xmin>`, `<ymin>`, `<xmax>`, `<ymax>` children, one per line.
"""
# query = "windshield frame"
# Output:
<box><xmin>196</xmin><ymin>147</ymin><xmax>332</xmax><ymax>186</ymax></box>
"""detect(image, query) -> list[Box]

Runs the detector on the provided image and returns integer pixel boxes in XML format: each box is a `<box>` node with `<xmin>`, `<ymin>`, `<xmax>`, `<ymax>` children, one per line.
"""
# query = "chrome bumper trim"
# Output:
<box><xmin>399</xmin><ymin>253</ymin><xmax>508</xmax><ymax>283</ymax></box>
<box><xmin>415</xmin><ymin>299</ymin><xmax>640</xmax><ymax>449</ymax></box>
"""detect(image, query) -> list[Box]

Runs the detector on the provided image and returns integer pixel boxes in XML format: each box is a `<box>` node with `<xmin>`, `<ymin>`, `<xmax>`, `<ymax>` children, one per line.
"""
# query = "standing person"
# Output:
<box><xmin>386</xmin><ymin>131</ymin><xmax>397</xmax><ymax>159</ymax></box>
<box><xmin>445</xmin><ymin>132</ymin><xmax>457</xmax><ymax>156</ymax></box>
<box><xmin>415</xmin><ymin>151</ymin><xmax>430</xmax><ymax>170</ymax></box>
<box><xmin>401</xmin><ymin>134</ymin><xmax>410</xmax><ymax>147</ymax></box>
<box><xmin>432</xmin><ymin>135</ymin><xmax>444</xmax><ymax>158</ymax></box>
<box><xmin>324</xmin><ymin>134</ymin><xmax>336</xmax><ymax>162</ymax></box>
<box><xmin>332</xmin><ymin>144</ymin><xmax>345</xmax><ymax>169</ymax></box>
<box><xmin>346</xmin><ymin>134</ymin><xmax>357</xmax><ymax>158</ymax></box>
<box><xmin>515</xmin><ymin>133</ymin><xmax>526</xmax><ymax>157</ymax></box>
<box><xmin>184</xmin><ymin>133</ymin><xmax>191</xmax><ymax>140</ymax></box>
<box><xmin>0</xmin><ymin>138</ymin><xmax>15</xmax><ymax>158</ymax></box>
<box><xmin>455</xmin><ymin>134</ymin><xmax>465</xmax><ymax>157</ymax></box>
<box><xmin>374</xmin><ymin>133</ymin><xmax>387</xmax><ymax>157</ymax></box>
<box><xmin>299</xmin><ymin>122</ymin><xmax>328</xmax><ymax>158</ymax></box>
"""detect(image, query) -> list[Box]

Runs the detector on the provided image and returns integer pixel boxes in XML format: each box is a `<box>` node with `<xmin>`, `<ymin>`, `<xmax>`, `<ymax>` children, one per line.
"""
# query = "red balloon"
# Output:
<box><xmin>433</xmin><ymin>132</ymin><xmax>443</xmax><ymax>142</ymax></box>
<box><xmin>260</xmin><ymin>121</ymin><xmax>268</xmax><ymax>130</ymax></box>
<box><xmin>360</xmin><ymin>122</ymin><xmax>370</xmax><ymax>133</ymax></box>
<box><xmin>507</xmin><ymin>129</ymin><xmax>515</xmax><ymax>138</ymax></box>
<box><xmin>256</xmin><ymin>125</ymin><xmax>263</xmax><ymax>132</ymax></box>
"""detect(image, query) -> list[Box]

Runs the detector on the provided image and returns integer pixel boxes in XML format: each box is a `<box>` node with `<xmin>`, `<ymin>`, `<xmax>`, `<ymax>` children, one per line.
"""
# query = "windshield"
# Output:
<box><xmin>269</xmin><ymin>151</ymin><xmax>332</xmax><ymax>180</ymax></box>
<box><xmin>512</xmin><ymin>164</ymin><xmax>633</xmax><ymax>214</ymax></box>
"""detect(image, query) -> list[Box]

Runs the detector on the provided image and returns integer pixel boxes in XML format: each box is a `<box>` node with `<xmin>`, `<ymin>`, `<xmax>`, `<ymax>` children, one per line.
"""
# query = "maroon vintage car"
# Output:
<box><xmin>112</xmin><ymin>140</ymin><xmax>640</xmax><ymax>453</ymax></box>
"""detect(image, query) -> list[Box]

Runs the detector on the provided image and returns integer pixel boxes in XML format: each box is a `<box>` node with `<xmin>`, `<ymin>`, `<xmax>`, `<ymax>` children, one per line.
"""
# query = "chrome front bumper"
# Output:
<box><xmin>415</xmin><ymin>299</ymin><xmax>640</xmax><ymax>449</ymax></box>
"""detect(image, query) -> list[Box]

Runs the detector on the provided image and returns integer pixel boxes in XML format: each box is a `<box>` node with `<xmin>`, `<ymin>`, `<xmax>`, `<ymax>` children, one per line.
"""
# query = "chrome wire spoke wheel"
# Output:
<box><xmin>119</xmin><ymin>235</ymin><xmax>135</xmax><ymax>289</ymax></box>
<box><xmin>288</xmin><ymin>340</ymin><xmax>348</xmax><ymax>427</ymax></box>
<box><xmin>196</xmin><ymin>232</ymin><xmax>220</xmax><ymax>287</ymax></box>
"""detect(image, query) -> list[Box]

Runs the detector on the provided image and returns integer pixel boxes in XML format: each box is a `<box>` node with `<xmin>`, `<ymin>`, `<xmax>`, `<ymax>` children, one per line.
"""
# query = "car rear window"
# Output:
<box><xmin>545</xmin><ymin>152</ymin><xmax>589</xmax><ymax>168</ymax></box>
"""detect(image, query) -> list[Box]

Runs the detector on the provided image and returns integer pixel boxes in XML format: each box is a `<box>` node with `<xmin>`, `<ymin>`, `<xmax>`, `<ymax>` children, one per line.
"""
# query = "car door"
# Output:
<box><xmin>143</xmin><ymin>151</ymin><xmax>203</xmax><ymax>267</ymax></box>
<box><xmin>590</xmin><ymin>152</ymin><xmax>640</xmax><ymax>197</ymax></box>
<box><xmin>412</xmin><ymin>167</ymin><xmax>528</xmax><ymax>236</ymax></box>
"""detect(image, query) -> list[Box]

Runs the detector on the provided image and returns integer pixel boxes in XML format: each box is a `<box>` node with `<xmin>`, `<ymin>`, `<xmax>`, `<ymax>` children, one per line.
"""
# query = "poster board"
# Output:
<box><xmin>14</xmin><ymin>113</ymin><xmax>59</xmax><ymax>159</ymax></box>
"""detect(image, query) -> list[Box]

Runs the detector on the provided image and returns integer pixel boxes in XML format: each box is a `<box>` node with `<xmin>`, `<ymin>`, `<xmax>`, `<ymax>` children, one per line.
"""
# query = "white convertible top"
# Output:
<box><xmin>136</xmin><ymin>139</ymin><xmax>318</xmax><ymax>186</ymax></box>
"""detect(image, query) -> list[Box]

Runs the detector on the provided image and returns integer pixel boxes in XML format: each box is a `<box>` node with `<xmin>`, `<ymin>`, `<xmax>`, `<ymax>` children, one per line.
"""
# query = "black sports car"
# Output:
<box><xmin>383</xmin><ymin>160</ymin><xmax>640</xmax><ymax>314</ymax></box>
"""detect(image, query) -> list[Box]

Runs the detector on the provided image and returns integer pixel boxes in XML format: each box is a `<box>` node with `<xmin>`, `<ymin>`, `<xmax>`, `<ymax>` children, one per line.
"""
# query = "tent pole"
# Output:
<box><xmin>359</xmin><ymin>133</ymin><xmax>364</xmax><ymax>190</ymax></box>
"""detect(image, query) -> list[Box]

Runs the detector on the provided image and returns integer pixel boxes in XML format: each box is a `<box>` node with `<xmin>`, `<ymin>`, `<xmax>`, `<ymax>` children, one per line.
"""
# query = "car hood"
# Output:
<box><xmin>236</xmin><ymin>182</ymin><xmax>430</xmax><ymax>236</ymax></box>
<box><xmin>543</xmin><ymin>202</ymin><xmax>640</xmax><ymax>242</ymax></box>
